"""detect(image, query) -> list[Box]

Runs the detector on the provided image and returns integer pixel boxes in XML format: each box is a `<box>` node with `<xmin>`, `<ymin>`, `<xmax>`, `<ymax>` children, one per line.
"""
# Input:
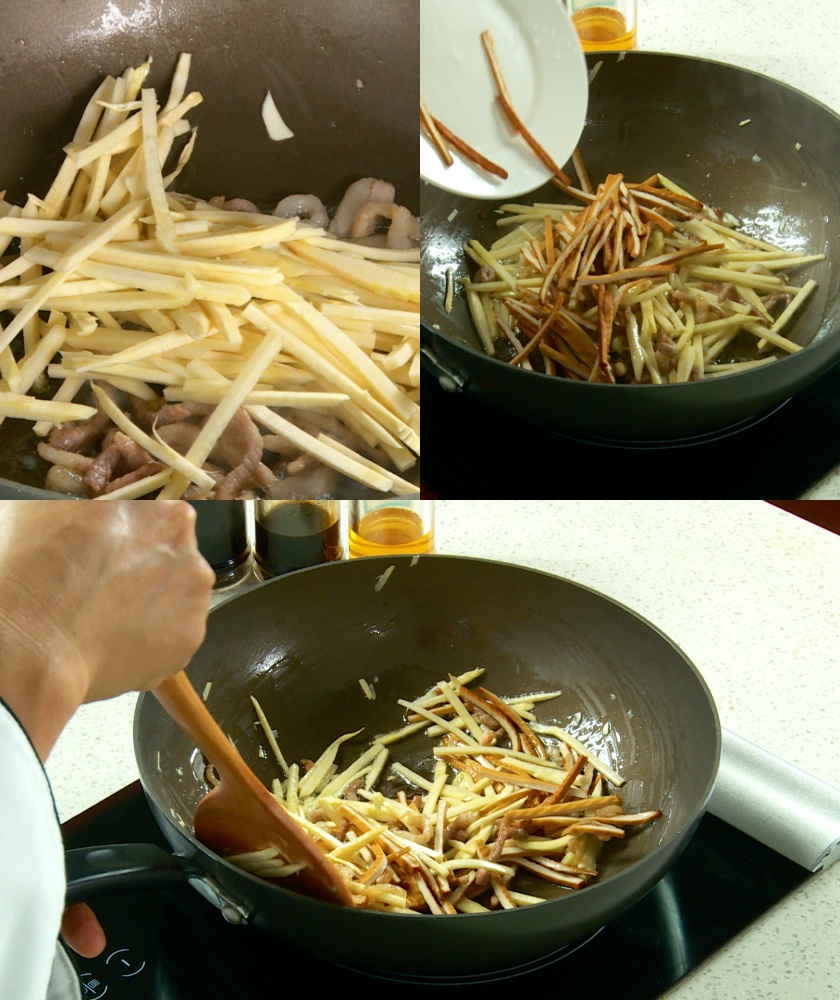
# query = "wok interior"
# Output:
<box><xmin>422</xmin><ymin>51</ymin><xmax>840</xmax><ymax>360</ymax></box>
<box><xmin>1</xmin><ymin>0</ymin><xmax>418</xmax><ymax>211</ymax></box>
<box><xmin>137</xmin><ymin>555</ymin><xmax>720</xmax><ymax>897</ymax></box>
<box><xmin>0</xmin><ymin>0</ymin><xmax>418</xmax><ymax>495</ymax></box>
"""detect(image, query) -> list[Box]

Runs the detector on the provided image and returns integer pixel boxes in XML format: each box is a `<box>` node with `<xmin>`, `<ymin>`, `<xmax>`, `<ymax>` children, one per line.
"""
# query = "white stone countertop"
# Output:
<box><xmin>640</xmin><ymin>0</ymin><xmax>840</xmax><ymax>495</ymax></box>
<box><xmin>47</xmin><ymin>500</ymin><xmax>840</xmax><ymax>998</ymax></box>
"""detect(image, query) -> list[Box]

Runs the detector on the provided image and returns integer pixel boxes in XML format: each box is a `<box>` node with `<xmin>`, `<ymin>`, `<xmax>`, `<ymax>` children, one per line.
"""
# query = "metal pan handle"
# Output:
<box><xmin>64</xmin><ymin>844</ymin><xmax>187</xmax><ymax>905</ymax></box>
<box><xmin>64</xmin><ymin>844</ymin><xmax>252</xmax><ymax>925</ymax></box>
<box><xmin>420</xmin><ymin>343</ymin><xmax>467</xmax><ymax>393</ymax></box>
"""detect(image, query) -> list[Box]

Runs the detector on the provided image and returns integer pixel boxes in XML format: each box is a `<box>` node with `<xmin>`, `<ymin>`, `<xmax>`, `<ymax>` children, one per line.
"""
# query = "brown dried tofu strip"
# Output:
<box><xmin>480</xmin><ymin>30</ymin><xmax>572</xmax><ymax>186</ymax></box>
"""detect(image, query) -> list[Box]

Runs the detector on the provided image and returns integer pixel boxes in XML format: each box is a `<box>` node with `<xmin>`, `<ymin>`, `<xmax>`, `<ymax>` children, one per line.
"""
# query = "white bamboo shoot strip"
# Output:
<box><xmin>0</xmin><ymin>56</ymin><xmax>418</xmax><ymax>496</ymax></box>
<box><xmin>141</xmin><ymin>88</ymin><xmax>177</xmax><ymax>253</ymax></box>
<box><xmin>38</xmin><ymin>237</ymin><xmax>284</xmax><ymax>284</ymax></box>
<box><xmin>0</xmin><ymin>325</ymin><xmax>68</xmax><ymax>428</ymax></box>
<box><xmin>165</xmin><ymin>385</ymin><xmax>349</xmax><ymax>408</ymax></box>
<box><xmin>161</xmin><ymin>53</ymin><xmax>192</xmax><ymax>116</ymax></box>
<box><xmin>174</xmin><ymin>219</ymin><xmax>299</xmax><ymax>254</ymax></box>
<box><xmin>245</xmin><ymin>303</ymin><xmax>416</xmax><ymax>447</ymax></box>
<box><xmin>293</xmin><ymin>241</ymin><xmax>419</xmax><ymax>304</ymax></box>
<box><xmin>0</xmin><ymin>217</ymin><xmax>139</xmax><ymax>238</ymax></box>
<box><xmin>0</xmin><ymin>394</ymin><xmax>96</xmax><ymax>423</ymax></box>
<box><xmin>0</xmin><ymin>277</ymin><xmax>119</xmax><ymax>304</ymax></box>
<box><xmin>93</xmin><ymin>468</ymin><xmax>171</xmax><ymax>500</ymax></box>
<box><xmin>247</xmin><ymin>405</ymin><xmax>394</xmax><ymax>493</ymax></box>
<box><xmin>319</xmin><ymin>303</ymin><xmax>420</xmax><ymax>339</ymax></box>
<box><xmin>48</xmin><ymin>362</ymin><xmax>184</xmax><ymax>387</ymax></box>
<box><xmin>23</xmin><ymin>247</ymin><xmax>251</xmax><ymax>305</ymax></box>
<box><xmin>44</xmin><ymin>292</ymin><xmax>193</xmax><ymax>313</ymax></box>
<box><xmin>155</xmin><ymin>326</ymin><xmax>286</xmax><ymax>499</ymax></box>
<box><xmin>315</xmin><ymin>433</ymin><xmax>417</xmax><ymax>495</ymax></box>
<box><xmin>303</xmin><ymin>235</ymin><xmax>419</xmax><ymax>264</ymax></box>
<box><xmin>68</xmin><ymin>113</ymin><xmax>144</xmax><ymax>169</ymax></box>
<box><xmin>70</xmin><ymin>331</ymin><xmax>196</xmax><ymax>373</ymax></box>
<box><xmin>0</xmin><ymin>199</ymin><xmax>147</xmax><ymax>354</ymax></box>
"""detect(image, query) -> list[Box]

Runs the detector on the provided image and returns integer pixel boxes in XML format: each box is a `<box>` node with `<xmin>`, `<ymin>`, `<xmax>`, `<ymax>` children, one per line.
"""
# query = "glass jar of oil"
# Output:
<box><xmin>567</xmin><ymin>0</ymin><xmax>637</xmax><ymax>52</ymax></box>
<box><xmin>348</xmin><ymin>500</ymin><xmax>435</xmax><ymax>558</ymax></box>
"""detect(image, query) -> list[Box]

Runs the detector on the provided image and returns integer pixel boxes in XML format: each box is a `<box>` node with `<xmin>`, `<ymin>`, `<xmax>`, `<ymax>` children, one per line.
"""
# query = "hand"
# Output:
<box><xmin>61</xmin><ymin>903</ymin><xmax>106</xmax><ymax>959</ymax></box>
<box><xmin>0</xmin><ymin>500</ymin><xmax>216</xmax><ymax>759</ymax></box>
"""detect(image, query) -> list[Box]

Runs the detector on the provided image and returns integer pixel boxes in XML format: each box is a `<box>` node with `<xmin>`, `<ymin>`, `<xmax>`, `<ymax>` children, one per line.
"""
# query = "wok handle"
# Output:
<box><xmin>64</xmin><ymin>843</ymin><xmax>187</xmax><ymax>906</ymax></box>
<box><xmin>420</xmin><ymin>343</ymin><xmax>467</xmax><ymax>392</ymax></box>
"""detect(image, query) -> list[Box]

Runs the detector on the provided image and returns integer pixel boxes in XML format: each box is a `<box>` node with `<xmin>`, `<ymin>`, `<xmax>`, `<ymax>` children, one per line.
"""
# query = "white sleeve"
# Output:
<box><xmin>0</xmin><ymin>700</ymin><xmax>80</xmax><ymax>1000</ymax></box>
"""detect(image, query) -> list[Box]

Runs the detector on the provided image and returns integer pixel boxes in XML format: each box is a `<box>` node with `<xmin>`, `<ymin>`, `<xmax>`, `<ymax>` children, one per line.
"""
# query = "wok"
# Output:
<box><xmin>421</xmin><ymin>51</ymin><xmax>840</xmax><ymax>444</ymax></box>
<box><xmin>0</xmin><ymin>0</ymin><xmax>418</xmax><ymax>498</ymax></box>
<box><xmin>66</xmin><ymin>555</ymin><xmax>720</xmax><ymax>977</ymax></box>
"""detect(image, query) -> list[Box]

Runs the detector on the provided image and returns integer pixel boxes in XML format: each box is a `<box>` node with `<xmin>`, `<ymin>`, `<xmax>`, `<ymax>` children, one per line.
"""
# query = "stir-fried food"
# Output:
<box><xmin>223</xmin><ymin>670</ymin><xmax>660</xmax><ymax>913</ymax></box>
<box><xmin>463</xmin><ymin>172</ymin><xmax>823</xmax><ymax>382</ymax></box>
<box><xmin>425</xmin><ymin>29</ymin><xmax>824</xmax><ymax>382</ymax></box>
<box><xmin>0</xmin><ymin>55</ymin><xmax>419</xmax><ymax>498</ymax></box>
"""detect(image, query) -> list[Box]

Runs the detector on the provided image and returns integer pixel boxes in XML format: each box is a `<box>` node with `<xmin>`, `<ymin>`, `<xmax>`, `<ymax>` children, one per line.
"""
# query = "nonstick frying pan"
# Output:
<box><xmin>67</xmin><ymin>555</ymin><xmax>720</xmax><ymax>977</ymax></box>
<box><xmin>421</xmin><ymin>51</ymin><xmax>840</xmax><ymax>444</ymax></box>
<box><xmin>0</xmin><ymin>0</ymin><xmax>418</xmax><ymax>497</ymax></box>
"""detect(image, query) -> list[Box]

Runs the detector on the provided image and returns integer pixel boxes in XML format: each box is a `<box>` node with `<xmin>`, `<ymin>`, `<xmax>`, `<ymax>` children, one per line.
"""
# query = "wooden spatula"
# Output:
<box><xmin>154</xmin><ymin>671</ymin><xmax>353</xmax><ymax>906</ymax></box>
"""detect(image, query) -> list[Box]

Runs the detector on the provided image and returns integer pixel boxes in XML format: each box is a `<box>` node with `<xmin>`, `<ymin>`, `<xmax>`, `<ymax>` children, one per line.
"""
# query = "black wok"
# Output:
<box><xmin>421</xmin><ymin>51</ymin><xmax>840</xmax><ymax>444</ymax></box>
<box><xmin>0</xmin><ymin>0</ymin><xmax>418</xmax><ymax>498</ymax></box>
<box><xmin>68</xmin><ymin>555</ymin><xmax>720</xmax><ymax>977</ymax></box>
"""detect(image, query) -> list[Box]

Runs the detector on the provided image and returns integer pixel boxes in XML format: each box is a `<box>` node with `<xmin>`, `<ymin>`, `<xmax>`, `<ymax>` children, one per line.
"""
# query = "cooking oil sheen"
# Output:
<box><xmin>348</xmin><ymin>507</ymin><xmax>434</xmax><ymax>558</ymax></box>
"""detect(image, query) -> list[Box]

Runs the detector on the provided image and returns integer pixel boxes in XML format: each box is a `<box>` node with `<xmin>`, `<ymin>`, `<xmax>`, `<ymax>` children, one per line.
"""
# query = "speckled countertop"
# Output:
<box><xmin>47</xmin><ymin>500</ymin><xmax>840</xmax><ymax>998</ymax></box>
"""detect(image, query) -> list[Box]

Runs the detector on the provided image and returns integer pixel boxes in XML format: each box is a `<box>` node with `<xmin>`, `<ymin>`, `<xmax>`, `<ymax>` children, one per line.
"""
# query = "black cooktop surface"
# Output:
<box><xmin>420</xmin><ymin>361</ymin><xmax>840</xmax><ymax>498</ymax></box>
<box><xmin>61</xmin><ymin>782</ymin><xmax>811</xmax><ymax>999</ymax></box>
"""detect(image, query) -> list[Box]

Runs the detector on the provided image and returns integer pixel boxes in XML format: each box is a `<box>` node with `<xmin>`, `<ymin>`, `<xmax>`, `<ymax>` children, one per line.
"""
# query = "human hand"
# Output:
<box><xmin>60</xmin><ymin>903</ymin><xmax>106</xmax><ymax>959</ymax></box>
<box><xmin>0</xmin><ymin>500</ymin><xmax>216</xmax><ymax>758</ymax></box>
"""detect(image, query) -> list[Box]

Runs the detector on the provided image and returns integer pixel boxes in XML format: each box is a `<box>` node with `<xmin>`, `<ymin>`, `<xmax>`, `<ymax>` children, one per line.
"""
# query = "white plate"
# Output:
<box><xmin>420</xmin><ymin>0</ymin><xmax>589</xmax><ymax>200</ymax></box>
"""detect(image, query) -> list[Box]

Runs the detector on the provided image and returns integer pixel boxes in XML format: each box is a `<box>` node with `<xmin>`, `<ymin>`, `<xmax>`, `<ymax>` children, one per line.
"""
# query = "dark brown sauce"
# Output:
<box><xmin>187</xmin><ymin>500</ymin><xmax>250</xmax><ymax>586</ymax></box>
<box><xmin>254</xmin><ymin>501</ymin><xmax>342</xmax><ymax>577</ymax></box>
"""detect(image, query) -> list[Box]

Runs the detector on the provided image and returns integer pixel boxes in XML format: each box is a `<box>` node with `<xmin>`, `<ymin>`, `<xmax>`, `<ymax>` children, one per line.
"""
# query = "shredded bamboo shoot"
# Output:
<box><xmin>0</xmin><ymin>55</ymin><xmax>419</xmax><ymax>497</ymax></box>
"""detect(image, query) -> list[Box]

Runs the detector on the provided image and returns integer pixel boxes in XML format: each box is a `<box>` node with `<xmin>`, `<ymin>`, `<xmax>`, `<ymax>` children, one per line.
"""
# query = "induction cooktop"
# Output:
<box><xmin>61</xmin><ymin>781</ymin><xmax>811</xmax><ymax>999</ymax></box>
<box><xmin>420</xmin><ymin>361</ymin><xmax>840</xmax><ymax>498</ymax></box>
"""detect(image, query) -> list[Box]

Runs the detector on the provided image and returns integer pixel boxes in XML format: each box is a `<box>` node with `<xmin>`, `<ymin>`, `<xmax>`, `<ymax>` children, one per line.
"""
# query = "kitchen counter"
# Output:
<box><xmin>46</xmin><ymin>500</ymin><xmax>840</xmax><ymax>998</ymax></box>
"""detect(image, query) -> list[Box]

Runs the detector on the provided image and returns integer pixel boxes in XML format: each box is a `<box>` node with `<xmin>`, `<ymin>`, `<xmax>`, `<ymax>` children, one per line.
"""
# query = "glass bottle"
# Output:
<box><xmin>348</xmin><ymin>500</ymin><xmax>435</xmax><ymax>558</ymax></box>
<box><xmin>253</xmin><ymin>500</ymin><xmax>342</xmax><ymax>578</ymax></box>
<box><xmin>567</xmin><ymin>0</ymin><xmax>637</xmax><ymax>52</ymax></box>
<box><xmin>187</xmin><ymin>500</ymin><xmax>251</xmax><ymax>589</ymax></box>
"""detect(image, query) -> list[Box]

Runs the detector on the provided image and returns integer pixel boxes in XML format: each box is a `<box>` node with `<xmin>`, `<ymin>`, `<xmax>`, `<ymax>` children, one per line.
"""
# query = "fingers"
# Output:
<box><xmin>60</xmin><ymin>902</ymin><xmax>107</xmax><ymax>959</ymax></box>
<box><xmin>0</xmin><ymin>500</ymin><xmax>217</xmax><ymax>751</ymax></box>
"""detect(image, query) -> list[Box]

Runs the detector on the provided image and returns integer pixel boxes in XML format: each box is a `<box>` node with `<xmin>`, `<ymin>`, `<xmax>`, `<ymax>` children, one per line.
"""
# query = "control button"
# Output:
<box><xmin>105</xmin><ymin>948</ymin><xmax>147</xmax><ymax>978</ymax></box>
<box><xmin>78</xmin><ymin>973</ymin><xmax>108</xmax><ymax>998</ymax></box>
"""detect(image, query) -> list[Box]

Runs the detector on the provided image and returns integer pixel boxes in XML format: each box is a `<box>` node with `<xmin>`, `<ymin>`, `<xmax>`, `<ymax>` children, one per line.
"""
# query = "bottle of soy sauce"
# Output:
<box><xmin>187</xmin><ymin>500</ymin><xmax>251</xmax><ymax>589</ymax></box>
<box><xmin>253</xmin><ymin>500</ymin><xmax>342</xmax><ymax>578</ymax></box>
